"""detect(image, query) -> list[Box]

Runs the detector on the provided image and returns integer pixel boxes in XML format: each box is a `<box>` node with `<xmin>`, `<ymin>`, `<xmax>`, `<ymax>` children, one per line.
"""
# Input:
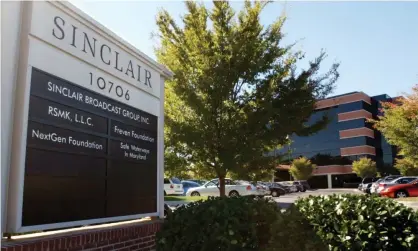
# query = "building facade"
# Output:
<box><xmin>274</xmin><ymin>92</ymin><xmax>398</xmax><ymax>188</ymax></box>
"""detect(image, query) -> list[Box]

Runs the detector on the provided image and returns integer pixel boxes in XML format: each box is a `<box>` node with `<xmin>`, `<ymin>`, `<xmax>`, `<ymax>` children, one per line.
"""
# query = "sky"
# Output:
<box><xmin>70</xmin><ymin>0</ymin><xmax>418</xmax><ymax>98</ymax></box>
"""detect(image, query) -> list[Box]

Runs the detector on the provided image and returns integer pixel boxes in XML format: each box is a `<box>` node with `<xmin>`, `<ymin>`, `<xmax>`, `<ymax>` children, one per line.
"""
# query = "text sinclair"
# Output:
<box><xmin>52</xmin><ymin>16</ymin><xmax>153</xmax><ymax>89</ymax></box>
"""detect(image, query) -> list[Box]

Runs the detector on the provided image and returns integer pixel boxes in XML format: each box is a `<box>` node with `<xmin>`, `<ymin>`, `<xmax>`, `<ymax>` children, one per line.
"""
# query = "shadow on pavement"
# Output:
<box><xmin>277</xmin><ymin>202</ymin><xmax>293</xmax><ymax>209</ymax></box>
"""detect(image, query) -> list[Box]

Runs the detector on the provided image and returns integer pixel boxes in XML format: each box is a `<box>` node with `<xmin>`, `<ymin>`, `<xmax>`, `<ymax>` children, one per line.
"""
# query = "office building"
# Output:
<box><xmin>274</xmin><ymin>92</ymin><xmax>399</xmax><ymax>188</ymax></box>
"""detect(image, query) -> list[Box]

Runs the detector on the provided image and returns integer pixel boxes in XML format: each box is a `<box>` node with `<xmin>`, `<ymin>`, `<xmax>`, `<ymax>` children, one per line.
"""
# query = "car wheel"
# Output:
<box><xmin>395</xmin><ymin>190</ymin><xmax>408</xmax><ymax>198</ymax></box>
<box><xmin>271</xmin><ymin>190</ymin><xmax>279</xmax><ymax>197</ymax></box>
<box><xmin>229</xmin><ymin>190</ymin><xmax>240</xmax><ymax>197</ymax></box>
<box><xmin>191</xmin><ymin>191</ymin><xmax>200</xmax><ymax>197</ymax></box>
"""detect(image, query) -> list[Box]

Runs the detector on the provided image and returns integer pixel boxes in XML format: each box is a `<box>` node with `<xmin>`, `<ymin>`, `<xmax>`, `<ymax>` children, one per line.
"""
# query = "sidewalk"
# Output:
<box><xmin>398</xmin><ymin>201</ymin><xmax>418</xmax><ymax>211</ymax></box>
<box><xmin>165</xmin><ymin>201</ymin><xmax>190</xmax><ymax>207</ymax></box>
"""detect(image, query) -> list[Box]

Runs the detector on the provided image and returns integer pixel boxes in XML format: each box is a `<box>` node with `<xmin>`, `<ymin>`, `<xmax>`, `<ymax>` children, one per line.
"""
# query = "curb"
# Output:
<box><xmin>165</xmin><ymin>201</ymin><xmax>190</xmax><ymax>207</ymax></box>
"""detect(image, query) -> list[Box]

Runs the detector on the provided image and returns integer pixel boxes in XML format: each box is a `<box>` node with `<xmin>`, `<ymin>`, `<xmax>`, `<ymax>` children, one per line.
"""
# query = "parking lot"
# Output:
<box><xmin>272</xmin><ymin>189</ymin><xmax>418</xmax><ymax>210</ymax></box>
<box><xmin>272</xmin><ymin>189</ymin><xmax>360</xmax><ymax>208</ymax></box>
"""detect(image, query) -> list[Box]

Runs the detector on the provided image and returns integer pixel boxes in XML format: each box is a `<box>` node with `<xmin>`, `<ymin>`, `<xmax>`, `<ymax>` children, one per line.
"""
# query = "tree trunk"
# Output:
<box><xmin>218</xmin><ymin>175</ymin><xmax>226</xmax><ymax>197</ymax></box>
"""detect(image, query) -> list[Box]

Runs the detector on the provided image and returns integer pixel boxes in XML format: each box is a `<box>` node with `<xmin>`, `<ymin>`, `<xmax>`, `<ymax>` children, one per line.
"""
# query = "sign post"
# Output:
<box><xmin>6</xmin><ymin>1</ymin><xmax>172</xmax><ymax>233</ymax></box>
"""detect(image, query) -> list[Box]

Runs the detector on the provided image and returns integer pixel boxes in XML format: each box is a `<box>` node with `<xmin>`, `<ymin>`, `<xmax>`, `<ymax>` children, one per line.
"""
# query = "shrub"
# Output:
<box><xmin>295</xmin><ymin>194</ymin><xmax>418</xmax><ymax>251</ymax></box>
<box><xmin>265</xmin><ymin>206</ymin><xmax>327</xmax><ymax>251</ymax></box>
<box><xmin>289</xmin><ymin>157</ymin><xmax>316</xmax><ymax>180</ymax></box>
<box><xmin>352</xmin><ymin>157</ymin><xmax>377</xmax><ymax>178</ymax></box>
<box><xmin>157</xmin><ymin>196</ymin><xmax>325</xmax><ymax>251</ymax></box>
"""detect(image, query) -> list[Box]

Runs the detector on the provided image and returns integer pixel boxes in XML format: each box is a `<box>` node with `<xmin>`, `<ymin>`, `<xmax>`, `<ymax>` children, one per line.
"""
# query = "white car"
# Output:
<box><xmin>371</xmin><ymin>175</ymin><xmax>402</xmax><ymax>194</ymax></box>
<box><xmin>164</xmin><ymin>177</ymin><xmax>184</xmax><ymax>195</ymax></box>
<box><xmin>186</xmin><ymin>178</ymin><xmax>259</xmax><ymax>197</ymax></box>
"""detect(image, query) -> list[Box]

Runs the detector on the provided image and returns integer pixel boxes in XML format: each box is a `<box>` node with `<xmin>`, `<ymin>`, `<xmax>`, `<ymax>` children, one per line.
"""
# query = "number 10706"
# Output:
<box><xmin>89</xmin><ymin>72</ymin><xmax>130</xmax><ymax>101</ymax></box>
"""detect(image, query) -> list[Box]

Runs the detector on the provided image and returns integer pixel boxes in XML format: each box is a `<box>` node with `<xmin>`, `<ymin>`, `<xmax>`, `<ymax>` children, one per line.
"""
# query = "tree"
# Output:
<box><xmin>289</xmin><ymin>157</ymin><xmax>316</xmax><ymax>180</ymax></box>
<box><xmin>155</xmin><ymin>1</ymin><xmax>339</xmax><ymax>196</ymax></box>
<box><xmin>395</xmin><ymin>157</ymin><xmax>418</xmax><ymax>176</ymax></box>
<box><xmin>370</xmin><ymin>85</ymin><xmax>418</xmax><ymax>174</ymax></box>
<box><xmin>352</xmin><ymin>157</ymin><xmax>377</xmax><ymax>179</ymax></box>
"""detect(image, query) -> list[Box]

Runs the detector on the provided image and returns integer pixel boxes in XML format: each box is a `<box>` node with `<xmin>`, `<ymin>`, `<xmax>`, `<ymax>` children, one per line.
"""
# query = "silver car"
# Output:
<box><xmin>370</xmin><ymin>175</ymin><xmax>402</xmax><ymax>194</ymax></box>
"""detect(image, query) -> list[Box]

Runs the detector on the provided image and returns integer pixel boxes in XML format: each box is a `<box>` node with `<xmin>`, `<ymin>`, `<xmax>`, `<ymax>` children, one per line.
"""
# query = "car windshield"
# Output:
<box><xmin>394</xmin><ymin>177</ymin><xmax>418</xmax><ymax>184</ymax></box>
<box><xmin>171</xmin><ymin>178</ymin><xmax>182</xmax><ymax>184</ymax></box>
<box><xmin>363</xmin><ymin>177</ymin><xmax>374</xmax><ymax>183</ymax></box>
<box><xmin>385</xmin><ymin>176</ymin><xmax>401</xmax><ymax>182</ymax></box>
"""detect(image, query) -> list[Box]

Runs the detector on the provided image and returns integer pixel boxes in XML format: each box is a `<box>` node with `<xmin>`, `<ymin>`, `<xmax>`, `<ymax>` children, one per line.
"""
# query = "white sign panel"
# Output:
<box><xmin>30</xmin><ymin>1</ymin><xmax>161</xmax><ymax>98</ymax></box>
<box><xmin>6</xmin><ymin>1</ymin><xmax>170</xmax><ymax>233</ymax></box>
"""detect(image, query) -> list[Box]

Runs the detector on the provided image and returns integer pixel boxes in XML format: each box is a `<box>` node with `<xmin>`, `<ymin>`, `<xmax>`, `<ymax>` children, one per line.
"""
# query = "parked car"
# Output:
<box><xmin>293</xmin><ymin>180</ymin><xmax>310</xmax><ymax>192</ymax></box>
<box><xmin>181</xmin><ymin>180</ymin><xmax>201</xmax><ymax>196</ymax></box>
<box><xmin>185</xmin><ymin>178</ymin><xmax>258</xmax><ymax>197</ymax></box>
<box><xmin>363</xmin><ymin>183</ymin><xmax>374</xmax><ymax>194</ymax></box>
<box><xmin>275</xmin><ymin>182</ymin><xmax>297</xmax><ymax>193</ymax></box>
<box><xmin>380</xmin><ymin>179</ymin><xmax>418</xmax><ymax>198</ymax></box>
<box><xmin>164</xmin><ymin>177</ymin><xmax>184</xmax><ymax>195</ymax></box>
<box><xmin>359</xmin><ymin>177</ymin><xmax>379</xmax><ymax>192</ymax></box>
<box><xmin>186</xmin><ymin>179</ymin><xmax>207</xmax><ymax>186</ymax></box>
<box><xmin>255</xmin><ymin>182</ymin><xmax>271</xmax><ymax>196</ymax></box>
<box><xmin>376</xmin><ymin>176</ymin><xmax>418</xmax><ymax>194</ymax></box>
<box><xmin>370</xmin><ymin>175</ymin><xmax>402</xmax><ymax>194</ymax></box>
<box><xmin>265</xmin><ymin>182</ymin><xmax>287</xmax><ymax>197</ymax></box>
<box><xmin>278</xmin><ymin>181</ymin><xmax>298</xmax><ymax>193</ymax></box>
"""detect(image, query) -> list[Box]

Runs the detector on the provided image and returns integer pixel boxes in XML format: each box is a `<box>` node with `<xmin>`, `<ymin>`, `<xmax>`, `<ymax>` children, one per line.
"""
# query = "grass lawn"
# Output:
<box><xmin>164</xmin><ymin>196</ymin><xmax>208</xmax><ymax>202</ymax></box>
<box><xmin>396</xmin><ymin>197</ymin><xmax>418</xmax><ymax>202</ymax></box>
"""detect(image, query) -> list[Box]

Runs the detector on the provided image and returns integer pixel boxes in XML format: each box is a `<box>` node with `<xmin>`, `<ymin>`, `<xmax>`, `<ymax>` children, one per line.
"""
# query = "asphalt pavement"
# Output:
<box><xmin>273</xmin><ymin>189</ymin><xmax>418</xmax><ymax>211</ymax></box>
<box><xmin>165</xmin><ymin>189</ymin><xmax>418</xmax><ymax>211</ymax></box>
<box><xmin>273</xmin><ymin>189</ymin><xmax>360</xmax><ymax>209</ymax></box>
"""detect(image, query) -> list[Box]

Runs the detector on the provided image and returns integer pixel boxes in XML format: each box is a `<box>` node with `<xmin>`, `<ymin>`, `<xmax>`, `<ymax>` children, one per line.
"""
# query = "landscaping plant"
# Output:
<box><xmin>157</xmin><ymin>196</ymin><xmax>325</xmax><ymax>251</ymax></box>
<box><xmin>295</xmin><ymin>194</ymin><xmax>418</xmax><ymax>251</ymax></box>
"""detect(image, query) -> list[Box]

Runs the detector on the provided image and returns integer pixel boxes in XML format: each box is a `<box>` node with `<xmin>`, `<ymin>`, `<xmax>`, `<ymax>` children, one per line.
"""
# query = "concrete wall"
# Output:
<box><xmin>1</xmin><ymin>1</ymin><xmax>23</xmax><ymax>233</ymax></box>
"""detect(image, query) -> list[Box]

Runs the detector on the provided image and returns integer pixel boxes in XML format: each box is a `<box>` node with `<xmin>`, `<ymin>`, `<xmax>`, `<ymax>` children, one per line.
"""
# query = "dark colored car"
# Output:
<box><xmin>293</xmin><ymin>180</ymin><xmax>310</xmax><ymax>192</ymax></box>
<box><xmin>261</xmin><ymin>182</ymin><xmax>286</xmax><ymax>197</ymax></box>
<box><xmin>273</xmin><ymin>183</ymin><xmax>293</xmax><ymax>194</ymax></box>
<box><xmin>269</xmin><ymin>185</ymin><xmax>286</xmax><ymax>197</ymax></box>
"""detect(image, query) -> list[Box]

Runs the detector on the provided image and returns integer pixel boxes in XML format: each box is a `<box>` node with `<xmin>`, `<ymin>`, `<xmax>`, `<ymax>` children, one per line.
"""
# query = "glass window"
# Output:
<box><xmin>338</xmin><ymin>119</ymin><xmax>366</xmax><ymax>130</ymax></box>
<box><xmin>396</xmin><ymin>178</ymin><xmax>417</xmax><ymax>184</ymax></box>
<box><xmin>338</xmin><ymin>101</ymin><xmax>363</xmax><ymax>113</ymax></box>
<box><xmin>205</xmin><ymin>181</ymin><xmax>217</xmax><ymax>187</ymax></box>
<box><xmin>164</xmin><ymin>178</ymin><xmax>170</xmax><ymax>184</ymax></box>
<box><xmin>171</xmin><ymin>178</ymin><xmax>181</xmax><ymax>184</ymax></box>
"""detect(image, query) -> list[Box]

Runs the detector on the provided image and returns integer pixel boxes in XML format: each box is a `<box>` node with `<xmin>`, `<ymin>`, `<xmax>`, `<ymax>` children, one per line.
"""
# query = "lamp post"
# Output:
<box><xmin>286</xmin><ymin>135</ymin><xmax>292</xmax><ymax>181</ymax></box>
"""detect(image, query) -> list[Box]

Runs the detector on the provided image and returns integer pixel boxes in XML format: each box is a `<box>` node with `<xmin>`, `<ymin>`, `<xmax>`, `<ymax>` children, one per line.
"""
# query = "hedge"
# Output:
<box><xmin>157</xmin><ymin>194</ymin><xmax>418</xmax><ymax>251</ymax></box>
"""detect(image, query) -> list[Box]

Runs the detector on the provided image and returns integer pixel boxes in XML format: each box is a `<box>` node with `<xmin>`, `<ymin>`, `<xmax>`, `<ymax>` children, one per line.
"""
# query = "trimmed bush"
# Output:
<box><xmin>295</xmin><ymin>194</ymin><xmax>418</xmax><ymax>251</ymax></box>
<box><xmin>157</xmin><ymin>196</ymin><xmax>325</xmax><ymax>251</ymax></box>
<box><xmin>265</xmin><ymin>206</ymin><xmax>327</xmax><ymax>251</ymax></box>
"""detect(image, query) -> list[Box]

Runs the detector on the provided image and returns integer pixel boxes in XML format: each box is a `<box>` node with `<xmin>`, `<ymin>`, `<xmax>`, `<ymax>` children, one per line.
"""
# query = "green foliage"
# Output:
<box><xmin>289</xmin><ymin>157</ymin><xmax>316</xmax><ymax>180</ymax></box>
<box><xmin>395</xmin><ymin>157</ymin><xmax>418</xmax><ymax>176</ymax></box>
<box><xmin>295</xmin><ymin>194</ymin><xmax>418</xmax><ymax>251</ymax></box>
<box><xmin>155</xmin><ymin>0</ymin><xmax>339</xmax><ymax>195</ymax></box>
<box><xmin>157</xmin><ymin>196</ymin><xmax>325</xmax><ymax>251</ymax></box>
<box><xmin>265</xmin><ymin>206</ymin><xmax>327</xmax><ymax>251</ymax></box>
<box><xmin>157</xmin><ymin>196</ymin><xmax>279</xmax><ymax>251</ymax></box>
<box><xmin>370</xmin><ymin>85</ymin><xmax>418</xmax><ymax>174</ymax></box>
<box><xmin>352</xmin><ymin>157</ymin><xmax>377</xmax><ymax>178</ymax></box>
